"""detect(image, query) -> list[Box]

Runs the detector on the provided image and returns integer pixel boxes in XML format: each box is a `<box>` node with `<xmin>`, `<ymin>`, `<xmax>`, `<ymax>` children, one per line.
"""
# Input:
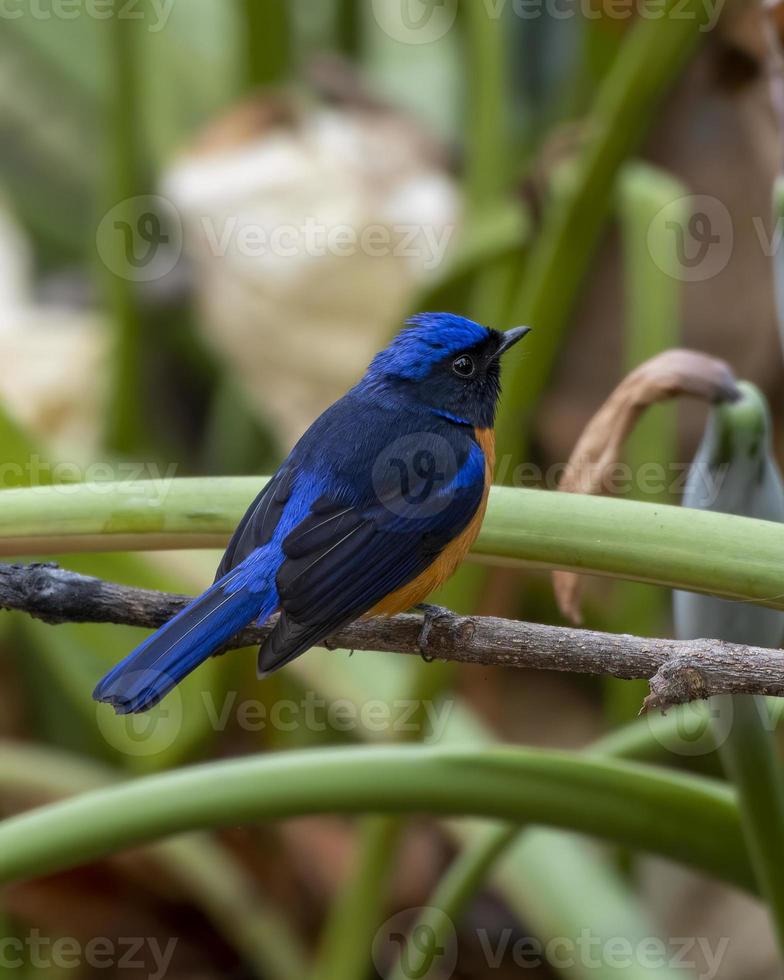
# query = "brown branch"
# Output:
<box><xmin>1</xmin><ymin>562</ymin><xmax>783</xmax><ymax>713</ymax></box>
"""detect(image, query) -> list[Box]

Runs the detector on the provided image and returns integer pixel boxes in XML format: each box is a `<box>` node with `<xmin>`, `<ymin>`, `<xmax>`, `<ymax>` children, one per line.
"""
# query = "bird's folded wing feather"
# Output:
<box><xmin>214</xmin><ymin>465</ymin><xmax>295</xmax><ymax>581</ymax></box>
<box><xmin>259</xmin><ymin>439</ymin><xmax>486</xmax><ymax>672</ymax></box>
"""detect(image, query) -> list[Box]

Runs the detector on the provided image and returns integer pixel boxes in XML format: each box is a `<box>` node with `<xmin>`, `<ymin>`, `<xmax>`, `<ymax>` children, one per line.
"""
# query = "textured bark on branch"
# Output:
<box><xmin>1</xmin><ymin>562</ymin><xmax>783</xmax><ymax>712</ymax></box>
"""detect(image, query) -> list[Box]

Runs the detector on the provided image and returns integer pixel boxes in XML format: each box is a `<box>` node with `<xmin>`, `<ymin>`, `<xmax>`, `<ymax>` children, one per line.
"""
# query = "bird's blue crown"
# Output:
<box><xmin>366</xmin><ymin>313</ymin><xmax>493</xmax><ymax>382</ymax></box>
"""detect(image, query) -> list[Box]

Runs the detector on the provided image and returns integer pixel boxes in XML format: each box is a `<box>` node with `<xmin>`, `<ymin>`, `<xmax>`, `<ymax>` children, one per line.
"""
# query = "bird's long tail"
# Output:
<box><xmin>93</xmin><ymin>571</ymin><xmax>272</xmax><ymax>714</ymax></box>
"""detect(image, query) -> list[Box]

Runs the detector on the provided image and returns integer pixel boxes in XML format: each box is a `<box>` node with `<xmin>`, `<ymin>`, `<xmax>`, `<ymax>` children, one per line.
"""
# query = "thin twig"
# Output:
<box><xmin>1</xmin><ymin>563</ymin><xmax>782</xmax><ymax>713</ymax></box>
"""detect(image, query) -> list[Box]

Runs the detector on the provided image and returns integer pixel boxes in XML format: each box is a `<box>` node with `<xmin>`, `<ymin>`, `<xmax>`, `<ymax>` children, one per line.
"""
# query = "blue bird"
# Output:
<box><xmin>93</xmin><ymin>313</ymin><xmax>530</xmax><ymax>714</ymax></box>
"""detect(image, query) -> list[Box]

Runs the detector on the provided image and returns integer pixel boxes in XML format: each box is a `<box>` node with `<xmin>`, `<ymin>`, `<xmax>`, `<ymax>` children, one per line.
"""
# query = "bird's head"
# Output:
<box><xmin>362</xmin><ymin>312</ymin><xmax>530</xmax><ymax>428</ymax></box>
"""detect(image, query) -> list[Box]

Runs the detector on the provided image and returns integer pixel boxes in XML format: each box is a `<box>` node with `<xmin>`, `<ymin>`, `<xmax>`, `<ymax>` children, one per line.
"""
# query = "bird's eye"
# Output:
<box><xmin>452</xmin><ymin>355</ymin><xmax>476</xmax><ymax>378</ymax></box>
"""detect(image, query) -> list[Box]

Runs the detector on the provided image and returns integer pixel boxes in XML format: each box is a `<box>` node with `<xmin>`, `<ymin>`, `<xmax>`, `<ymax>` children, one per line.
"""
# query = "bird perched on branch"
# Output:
<box><xmin>94</xmin><ymin>313</ymin><xmax>530</xmax><ymax>713</ymax></box>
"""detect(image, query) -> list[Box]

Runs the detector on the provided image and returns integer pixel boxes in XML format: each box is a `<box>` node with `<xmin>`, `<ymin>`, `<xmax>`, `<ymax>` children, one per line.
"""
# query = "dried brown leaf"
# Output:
<box><xmin>553</xmin><ymin>349</ymin><xmax>739</xmax><ymax>624</ymax></box>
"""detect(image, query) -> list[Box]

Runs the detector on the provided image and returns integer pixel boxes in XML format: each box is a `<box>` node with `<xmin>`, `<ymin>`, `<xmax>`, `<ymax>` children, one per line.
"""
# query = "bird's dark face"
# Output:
<box><xmin>364</xmin><ymin>313</ymin><xmax>530</xmax><ymax>429</ymax></box>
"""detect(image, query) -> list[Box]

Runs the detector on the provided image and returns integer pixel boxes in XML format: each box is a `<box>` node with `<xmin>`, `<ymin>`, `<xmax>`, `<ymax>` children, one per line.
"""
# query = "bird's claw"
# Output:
<box><xmin>415</xmin><ymin>603</ymin><xmax>455</xmax><ymax>662</ymax></box>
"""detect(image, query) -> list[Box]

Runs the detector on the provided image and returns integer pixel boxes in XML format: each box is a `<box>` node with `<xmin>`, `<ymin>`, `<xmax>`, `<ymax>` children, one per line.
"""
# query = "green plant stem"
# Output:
<box><xmin>0</xmin><ymin>741</ymin><xmax>308</xmax><ymax>980</ymax></box>
<box><xmin>388</xmin><ymin>692</ymin><xmax>730</xmax><ymax>980</ymax></box>
<box><xmin>241</xmin><ymin>0</ymin><xmax>291</xmax><ymax>88</ymax></box>
<box><xmin>312</xmin><ymin>573</ymin><xmax>467</xmax><ymax>980</ymax></box>
<box><xmin>676</xmin><ymin>385</ymin><xmax>784</xmax><ymax>958</ymax></box>
<box><xmin>459</xmin><ymin>0</ymin><xmax>517</xmax><ymax>353</ymax></box>
<box><xmin>460</xmin><ymin>0</ymin><xmax>507</xmax><ymax>211</ymax></box>
<box><xmin>716</xmin><ymin>695</ymin><xmax>784</xmax><ymax>959</ymax></box>
<box><xmin>3</xmin><ymin>480</ymin><xmax>784</xmax><ymax>611</ymax></box>
<box><xmin>414</xmin><ymin>202</ymin><xmax>530</xmax><ymax>311</ymax></box>
<box><xmin>494</xmin><ymin>0</ymin><xmax>709</xmax><ymax>464</ymax></box>
<box><xmin>606</xmin><ymin>163</ymin><xmax>686</xmax><ymax>723</ymax></box>
<box><xmin>311</xmin><ymin>663</ymin><xmax>454</xmax><ymax>980</ymax></box>
<box><xmin>105</xmin><ymin>3</ymin><xmax>146</xmax><ymax>455</ymax></box>
<box><xmin>477</xmin><ymin>488</ymin><xmax>784</xmax><ymax>608</ymax></box>
<box><xmin>311</xmin><ymin>816</ymin><xmax>405</xmax><ymax>980</ymax></box>
<box><xmin>0</xmin><ymin>745</ymin><xmax>749</xmax><ymax>890</ymax></box>
<box><xmin>334</xmin><ymin>0</ymin><xmax>361</xmax><ymax>58</ymax></box>
<box><xmin>388</xmin><ymin>823</ymin><xmax>517</xmax><ymax>980</ymax></box>
<box><xmin>618</xmin><ymin>162</ymin><xmax>685</xmax><ymax>388</ymax></box>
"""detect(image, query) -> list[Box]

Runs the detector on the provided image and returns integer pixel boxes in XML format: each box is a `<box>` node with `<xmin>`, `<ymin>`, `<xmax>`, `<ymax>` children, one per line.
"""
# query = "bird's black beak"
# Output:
<box><xmin>495</xmin><ymin>326</ymin><xmax>531</xmax><ymax>357</ymax></box>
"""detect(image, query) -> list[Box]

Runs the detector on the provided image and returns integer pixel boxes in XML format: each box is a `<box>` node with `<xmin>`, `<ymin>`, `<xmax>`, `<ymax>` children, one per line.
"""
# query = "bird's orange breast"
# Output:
<box><xmin>368</xmin><ymin>427</ymin><xmax>495</xmax><ymax>616</ymax></box>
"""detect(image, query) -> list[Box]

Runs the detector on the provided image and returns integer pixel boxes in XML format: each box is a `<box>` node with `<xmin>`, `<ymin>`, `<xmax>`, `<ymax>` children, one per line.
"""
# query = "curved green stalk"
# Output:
<box><xmin>386</xmin><ymin>693</ymin><xmax>748</xmax><ymax>980</ymax></box>
<box><xmin>0</xmin><ymin>741</ymin><xmax>308</xmax><ymax>980</ymax></box>
<box><xmin>300</xmin><ymin>647</ymin><xmax>782</xmax><ymax>980</ymax></box>
<box><xmin>0</xmin><ymin>745</ymin><xmax>749</xmax><ymax>889</ymax></box>
<box><xmin>479</xmin><ymin>488</ymin><xmax>784</xmax><ymax>608</ymax></box>
<box><xmin>494</xmin><ymin>0</ymin><xmax>710</xmax><ymax>464</ymax></box>
<box><xmin>3</xmin><ymin>479</ymin><xmax>784</xmax><ymax>611</ymax></box>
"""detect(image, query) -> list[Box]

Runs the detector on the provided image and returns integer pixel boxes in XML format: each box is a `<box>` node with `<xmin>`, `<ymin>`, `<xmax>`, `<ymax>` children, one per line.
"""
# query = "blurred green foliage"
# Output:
<box><xmin>1</xmin><ymin>0</ymin><xmax>782</xmax><ymax>978</ymax></box>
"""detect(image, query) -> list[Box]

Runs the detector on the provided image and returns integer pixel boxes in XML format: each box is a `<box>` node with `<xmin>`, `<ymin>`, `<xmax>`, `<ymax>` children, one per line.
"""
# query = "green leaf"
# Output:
<box><xmin>0</xmin><ymin>745</ymin><xmax>750</xmax><ymax>890</ymax></box>
<box><xmin>674</xmin><ymin>382</ymin><xmax>784</xmax><ymax>958</ymax></box>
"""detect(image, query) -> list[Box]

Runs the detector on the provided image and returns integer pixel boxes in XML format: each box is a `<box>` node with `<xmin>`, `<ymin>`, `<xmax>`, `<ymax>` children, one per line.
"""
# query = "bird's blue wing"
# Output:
<box><xmin>94</xmin><ymin>393</ymin><xmax>487</xmax><ymax>711</ymax></box>
<box><xmin>258</xmin><ymin>432</ymin><xmax>486</xmax><ymax>673</ymax></box>
<box><xmin>215</xmin><ymin>464</ymin><xmax>295</xmax><ymax>580</ymax></box>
